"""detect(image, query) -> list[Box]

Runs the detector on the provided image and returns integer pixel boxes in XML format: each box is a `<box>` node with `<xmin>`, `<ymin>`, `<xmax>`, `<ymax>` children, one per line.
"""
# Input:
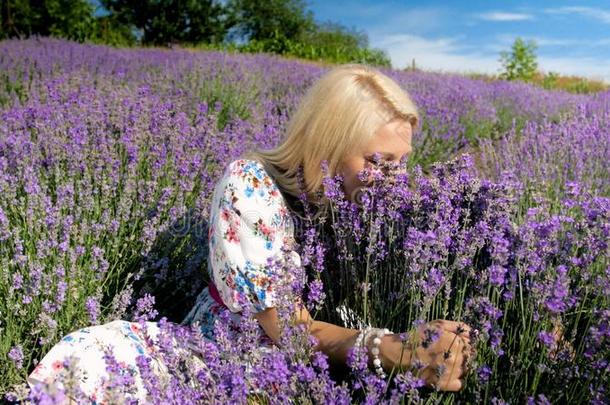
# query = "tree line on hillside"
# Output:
<box><xmin>0</xmin><ymin>0</ymin><xmax>392</xmax><ymax>66</ymax></box>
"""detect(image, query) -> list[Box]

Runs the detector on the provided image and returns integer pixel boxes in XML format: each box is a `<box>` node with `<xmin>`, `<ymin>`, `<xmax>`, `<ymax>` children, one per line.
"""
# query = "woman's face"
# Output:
<box><xmin>337</xmin><ymin>118</ymin><xmax>413</xmax><ymax>202</ymax></box>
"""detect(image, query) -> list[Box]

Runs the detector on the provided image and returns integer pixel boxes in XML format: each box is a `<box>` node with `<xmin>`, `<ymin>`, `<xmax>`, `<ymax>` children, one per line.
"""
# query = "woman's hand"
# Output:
<box><xmin>380</xmin><ymin>319</ymin><xmax>476</xmax><ymax>391</ymax></box>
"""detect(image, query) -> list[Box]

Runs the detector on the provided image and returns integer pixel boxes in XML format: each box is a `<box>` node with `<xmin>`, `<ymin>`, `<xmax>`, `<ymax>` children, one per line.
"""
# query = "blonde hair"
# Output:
<box><xmin>244</xmin><ymin>63</ymin><xmax>420</xmax><ymax>220</ymax></box>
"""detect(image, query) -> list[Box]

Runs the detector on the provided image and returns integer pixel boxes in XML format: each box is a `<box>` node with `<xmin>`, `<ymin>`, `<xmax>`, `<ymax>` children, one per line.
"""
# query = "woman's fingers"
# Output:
<box><xmin>427</xmin><ymin>320</ymin><xmax>476</xmax><ymax>350</ymax></box>
<box><xmin>460</xmin><ymin>349</ymin><xmax>472</xmax><ymax>377</ymax></box>
<box><xmin>447</xmin><ymin>378</ymin><xmax>464</xmax><ymax>392</ymax></box>
<box><xmin>438</xmin><ymin>347</ymin><xmax>467</xmax><ymax>391</ymax></box>
<box><xmin>414</xmin><ymin>324</ymin><xmax>473</xmax><ymax>361</ymax></box>
<box><xmin>407</xmin><ymin>320</ymin><xmax>477</xmax><ymax>393</ymax></box>
<box><xmin>430</xmin><ymin>361</ymin><xmax>466</xmax><ymax>392</ymax></box>
<box><xmin>436</xmin><ymin>376</ymin><xmax>464</xmax><ymax>392</ymax></box>
<box><xmin>436</xmin><ymin>319</ymin><xmax>473</xmax><ymax>337</ymax></box>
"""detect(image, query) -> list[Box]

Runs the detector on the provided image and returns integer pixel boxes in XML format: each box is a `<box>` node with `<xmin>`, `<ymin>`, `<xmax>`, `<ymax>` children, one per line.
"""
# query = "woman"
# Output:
<box><xmin>27</xmin><ymin>63</ymin><xmax>474</xmax><ymax>402</ymax></box>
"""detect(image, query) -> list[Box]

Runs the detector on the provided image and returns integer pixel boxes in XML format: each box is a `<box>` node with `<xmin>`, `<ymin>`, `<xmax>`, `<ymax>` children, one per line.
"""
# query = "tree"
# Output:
<box><xmin>225</xmin><ymin>0</ymin><xmax>316</xmax><ymax>49</ymax></box>
<box><xmin>499</xmin><ymin>37</ymin><xmax>538</xmax><ymax>82</ymax></box>
<box><xmin>100</xmin><ymin>0</ymin><xmax>229</xmax><ymax>46</ymax></box>
<box><xmin>295</xmin><ymin>20</ymin><xmax>391</xmax><ymax>67</ymax></box>
<box><xmin>90</xmin><ymin>14</ymin><xmax>137</xmax><ymax>46</ymax></box>
<box><xmin>301</xmin><ymin>20</ymin><xmax>368</xmax><ymax>50</ymax></box>
<box><xmin>1</xmin><ymin>0</ymin><xmax>96</xmax><ymax>41</ymax></box>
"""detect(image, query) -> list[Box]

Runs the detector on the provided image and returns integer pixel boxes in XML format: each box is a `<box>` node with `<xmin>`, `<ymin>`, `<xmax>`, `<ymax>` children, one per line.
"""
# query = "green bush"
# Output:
<box><xmin>541</xmin><ymin>71</ymin><xmax>559</xmax><ymax>90</ymax></box>
<box><xmin>234</xmin><ymin>25</ymin><xmax>391</xmax><ymax>67</ymax></box>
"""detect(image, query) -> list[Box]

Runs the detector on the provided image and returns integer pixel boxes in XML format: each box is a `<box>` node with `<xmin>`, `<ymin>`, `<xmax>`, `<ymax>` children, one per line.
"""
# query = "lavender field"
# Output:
<box><xmin>1</xmin><ymin>37</ymin><xmax>609</xmax><ymax>404</ymax></box>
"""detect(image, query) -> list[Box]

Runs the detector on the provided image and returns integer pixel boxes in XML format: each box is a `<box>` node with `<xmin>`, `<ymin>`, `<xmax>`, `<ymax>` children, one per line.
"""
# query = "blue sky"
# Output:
<box><xmin>306</xmin><ymin>1</ymin><xmax>610</xmax><ymax>83</ymax></box>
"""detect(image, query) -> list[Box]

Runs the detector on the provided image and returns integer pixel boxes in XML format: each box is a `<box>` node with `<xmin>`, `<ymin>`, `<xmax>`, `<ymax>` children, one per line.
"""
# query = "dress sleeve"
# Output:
<box><xmin>207</xmin><ymin>159</ymin><xmax>301</xmax><ymax>314</ymax></box>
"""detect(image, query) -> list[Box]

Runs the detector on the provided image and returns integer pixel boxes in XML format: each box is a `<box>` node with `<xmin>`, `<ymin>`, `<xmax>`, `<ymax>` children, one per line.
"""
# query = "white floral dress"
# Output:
<box><xmin>26</xmin><ymin>158</ymin><xmax>302</xmax><ymax>403</ymax></box>
<box><xmin>180</xmin><ymin>158</ymin><xmax>303</xmax><ymax>343</ymax></box>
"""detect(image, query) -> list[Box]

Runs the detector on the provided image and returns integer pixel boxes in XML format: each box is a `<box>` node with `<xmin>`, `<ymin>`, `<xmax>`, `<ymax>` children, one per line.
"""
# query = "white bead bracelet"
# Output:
<box><xmin>354</xmin><ymin>326</ymin><xmax>393</xmax><ymax>378</ymax></box>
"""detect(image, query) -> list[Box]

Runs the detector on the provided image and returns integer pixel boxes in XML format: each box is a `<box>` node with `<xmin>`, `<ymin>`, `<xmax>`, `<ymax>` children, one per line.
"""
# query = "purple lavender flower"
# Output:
<box><xmin>85</xmin><ymin>297</ymin><xmax>100</xmax><ymax>324</ymax></box>
<box><xmin>133</xmin><ymin>293</ymin><xmax>159</xmax><ymax>322</ymax></box>
<box><xmin>537</xmin><ymin>331</ymin><xmax>556</xmax><ymax>349</ymax></box>
<box><xmin>477</xmin><ymin>364</ymin><xmax>492</xmax><ymax>383</ymax></box>
<box><xmin>8</xmin><ymin>345</ymin><xmax>24</xmax><ymax>369</ymax></box>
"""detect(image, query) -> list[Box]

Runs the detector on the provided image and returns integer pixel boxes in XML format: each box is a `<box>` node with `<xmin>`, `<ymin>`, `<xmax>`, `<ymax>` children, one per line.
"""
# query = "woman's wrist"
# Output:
<box><xmin>377</xmin><ymin>333</ymin><xmax>413</xmax><ymax>374</ymax></box>
<box><xmin>346</xmin><ymin>328</ymin><xmax>415</xmax><ymax>376</ymax></box>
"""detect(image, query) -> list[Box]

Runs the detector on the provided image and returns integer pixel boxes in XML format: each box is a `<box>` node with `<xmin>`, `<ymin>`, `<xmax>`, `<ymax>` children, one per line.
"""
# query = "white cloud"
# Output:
<box><xmin>544</xmin><ymin>6</ymin><xmax>610</xmax><ymax>24</ymax></box>
<box><xmin>370</xmin><ymin>33</ymin><xmax>502</xmax><ymax>75</ymax></box>
<box><xmin>476</xmin><ymin>12</ymin><xmax>534</xmax><ymax>22</ymax></box>
<box><xmin>370</xmin><ymin>33</ymin><xmax>610</xmax><ymax>83</ymax></box>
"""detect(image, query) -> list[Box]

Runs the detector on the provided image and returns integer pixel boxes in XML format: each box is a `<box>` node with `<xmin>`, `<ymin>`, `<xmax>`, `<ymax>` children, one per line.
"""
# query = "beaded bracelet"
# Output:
<box><xmin>354</xmin><ymin>327</ymin><xmax>393</xmax><ymax>378</ymax></box>
<box><xmin>367</xmin><ymin>328</ymin><xmax>393</xmax><ymax>378</ymax></box>
<box><xmin>354</xmin><ymin>326</ymin><xmax>372</xmax><ymax>349</ymax></box>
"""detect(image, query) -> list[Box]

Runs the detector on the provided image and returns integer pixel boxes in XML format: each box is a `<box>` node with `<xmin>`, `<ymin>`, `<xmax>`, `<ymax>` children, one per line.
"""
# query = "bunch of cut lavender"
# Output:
<box><xmin>308</xmin><ymin>153</ymin><xmax>609</xmax><ymax>403</ymax></box>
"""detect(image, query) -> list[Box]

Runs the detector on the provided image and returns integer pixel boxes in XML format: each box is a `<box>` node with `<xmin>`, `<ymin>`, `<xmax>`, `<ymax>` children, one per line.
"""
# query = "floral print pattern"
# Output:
<box><xmin>27</xmin><ymin>320</ymin><xmax>176</xmax><ymax>404</ymax></box>
<box><xmin>205</xmin><ymin>158</ymin><xmax>300</xmax><ymax>314</ymax></box>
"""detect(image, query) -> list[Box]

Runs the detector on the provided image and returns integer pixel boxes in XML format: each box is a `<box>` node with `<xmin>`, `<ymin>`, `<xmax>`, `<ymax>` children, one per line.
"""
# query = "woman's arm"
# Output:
<box><xmin>255</xmin><ymin>305</ymin><xmax>472</xmax><ymax>391</ymax></box>
<box><xmin>254</xmin><ymin>307</ymin><xmax>411</xmax><ymax>371</ymax></box>
<box><xmin>254</xmin><ymin>304</ymin><xmax>360</xmax><ymax>367</ymax></box>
